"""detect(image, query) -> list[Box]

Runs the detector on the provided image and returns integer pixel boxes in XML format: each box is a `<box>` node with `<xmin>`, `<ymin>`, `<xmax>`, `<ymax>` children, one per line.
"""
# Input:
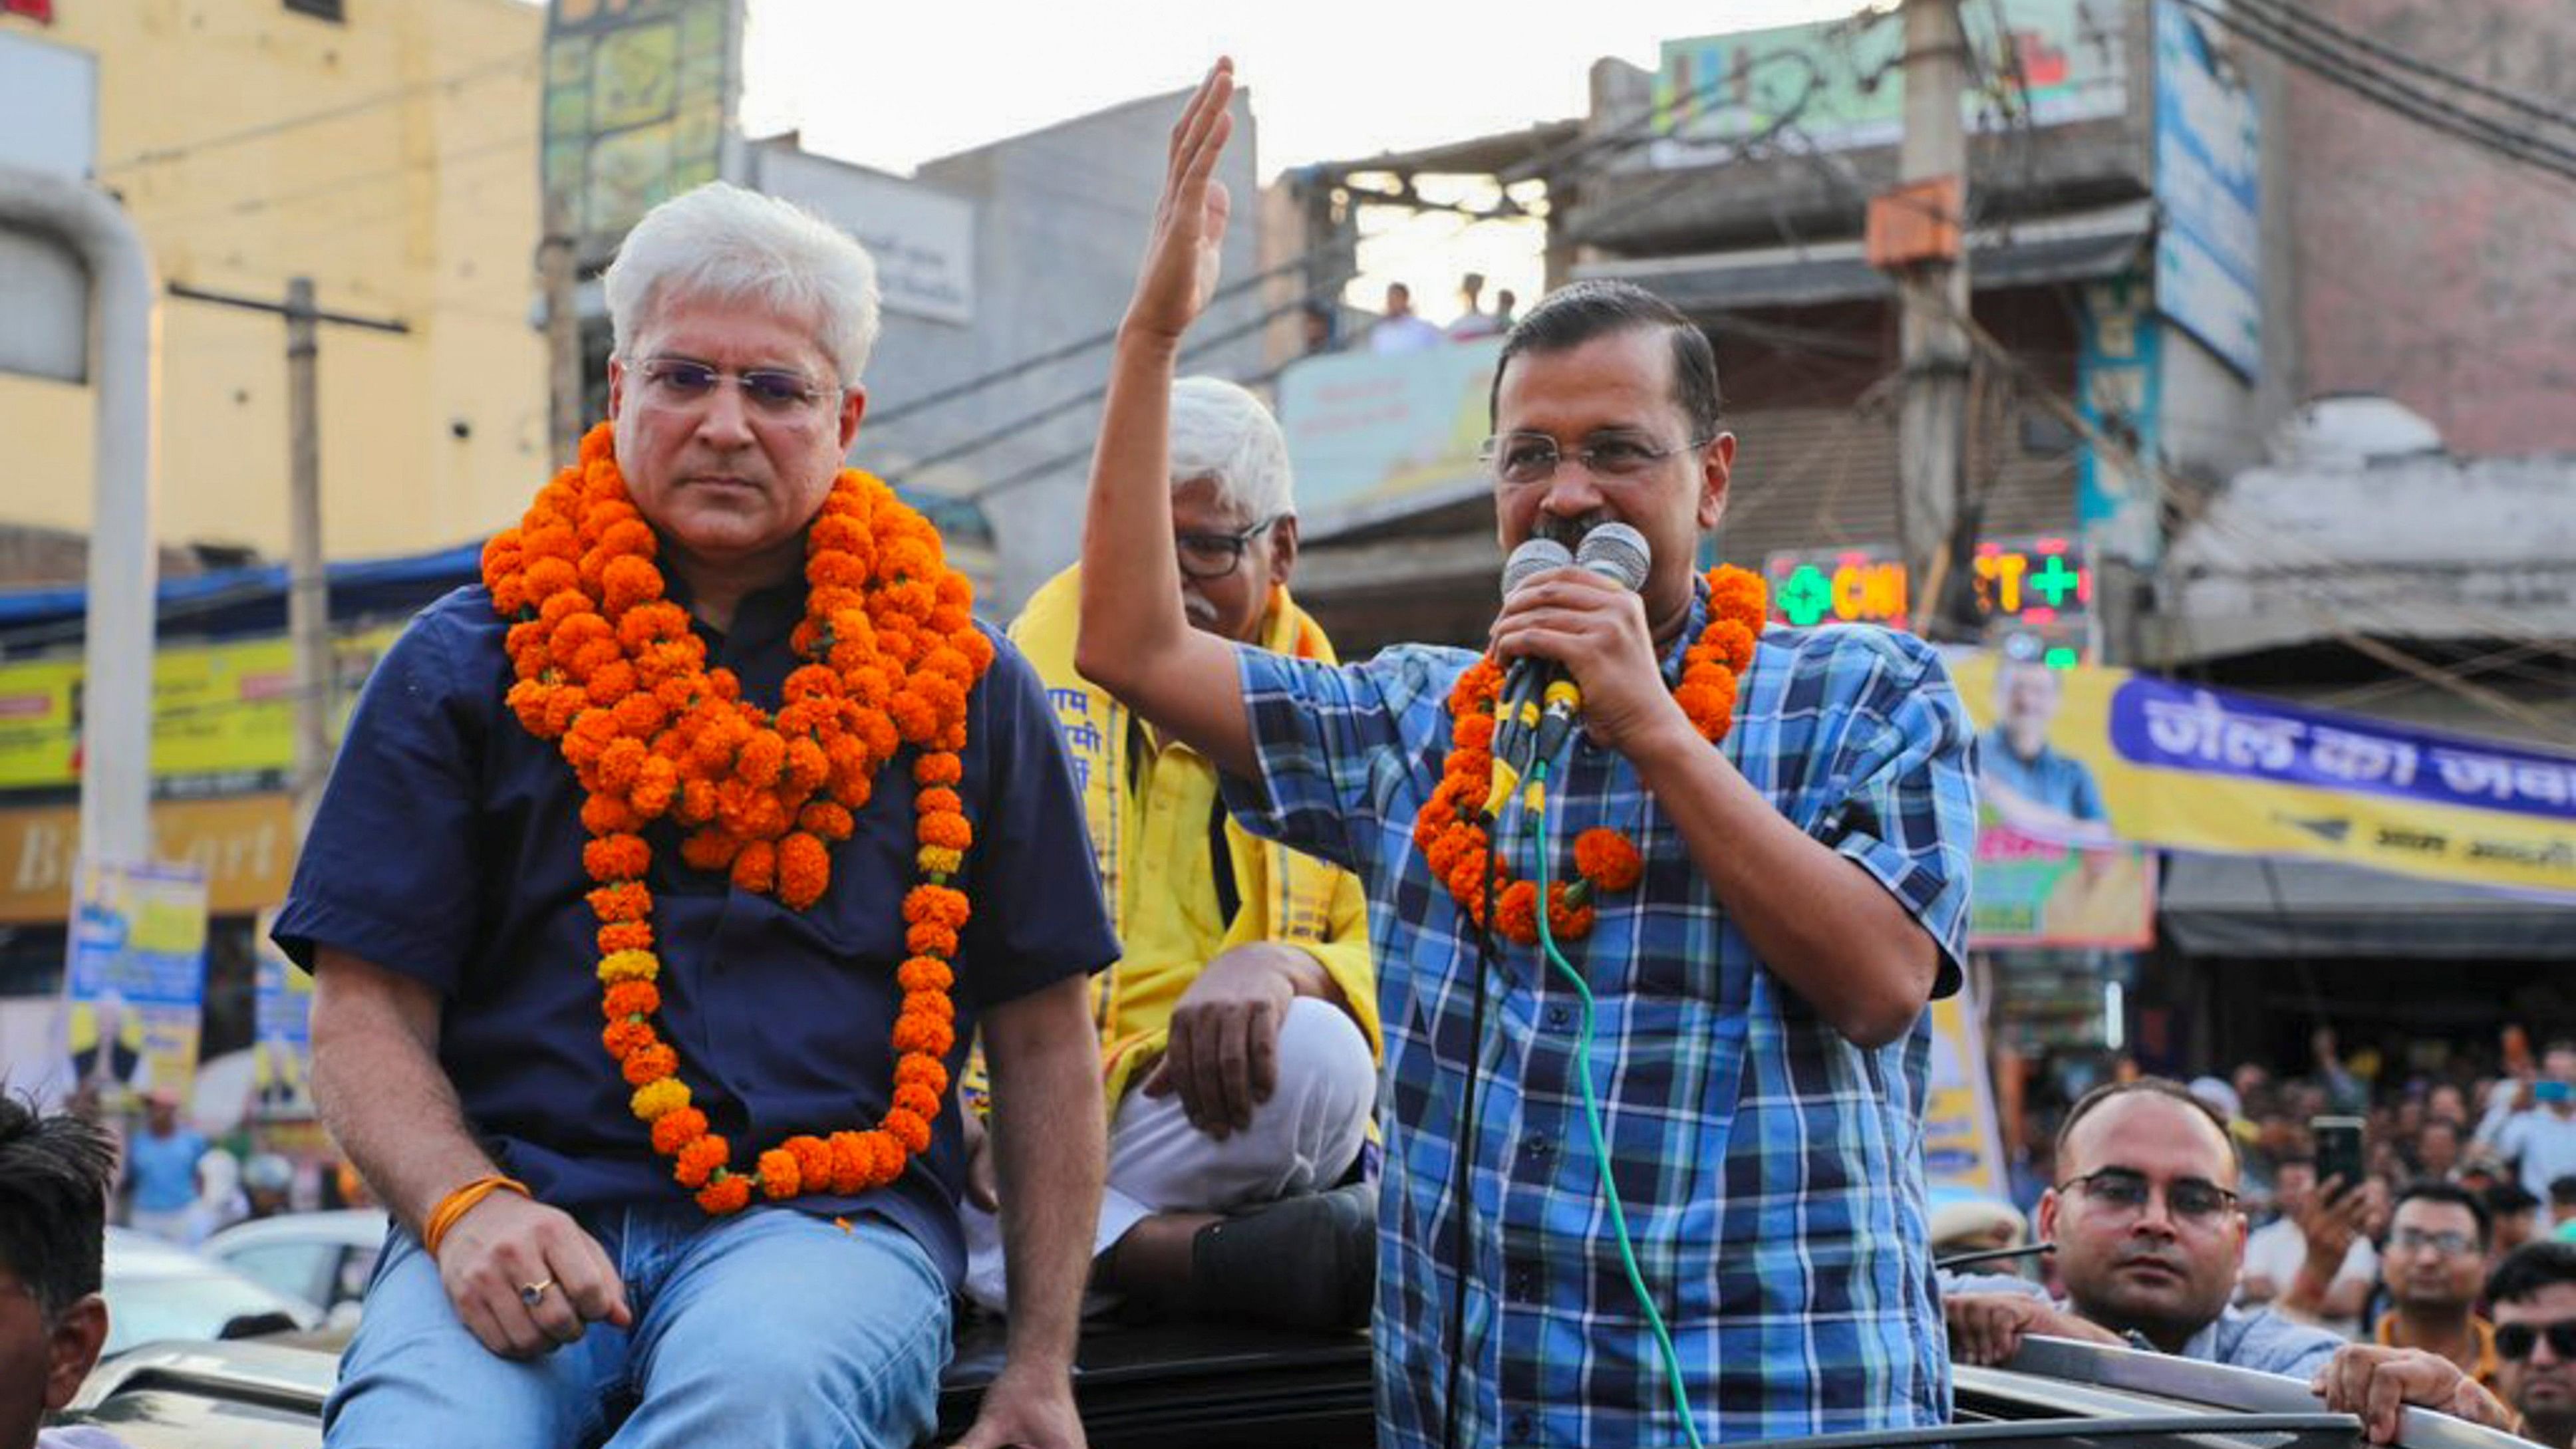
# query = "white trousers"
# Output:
<box><xmin>960</xmin><ymin>996</ymin><xmax>1375</xmax><ymax>1314</ymax></box>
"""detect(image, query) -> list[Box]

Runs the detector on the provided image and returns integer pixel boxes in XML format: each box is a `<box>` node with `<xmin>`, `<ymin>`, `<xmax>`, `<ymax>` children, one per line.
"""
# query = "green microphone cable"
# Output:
<box><xmin>1527</xmin><ymin>758</ymin><xmax>1705</xmax><ymax>1449</ymax></box>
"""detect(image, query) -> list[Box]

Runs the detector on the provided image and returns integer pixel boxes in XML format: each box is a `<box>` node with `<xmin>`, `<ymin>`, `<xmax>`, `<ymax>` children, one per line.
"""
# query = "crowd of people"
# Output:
<box><xmin>1939</xmin><ymin>1030</ymin><xmax>2576</xmax><ymax>1446</ymax></box>
<box><xmin>19</xmin><ymin>55</ymin><xmax>2567</xmax><ymax>1449</ymax></box>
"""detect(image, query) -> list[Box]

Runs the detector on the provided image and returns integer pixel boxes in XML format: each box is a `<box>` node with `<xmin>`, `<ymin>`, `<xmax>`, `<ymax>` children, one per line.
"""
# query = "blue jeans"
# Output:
<box><xmin>326</xmin><ymin>1203</ymin><xmax>951</xmax><ymax>1449</ymax></box>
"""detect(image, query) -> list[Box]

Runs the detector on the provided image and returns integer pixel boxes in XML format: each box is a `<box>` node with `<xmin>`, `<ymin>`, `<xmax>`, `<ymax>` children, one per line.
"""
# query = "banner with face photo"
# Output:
<box><xmin>1950</xmin><ymin>651</ymin><xmax>2576</xmax><ymax>900</ymax></box>
<box><xmin>63</xmin><ymin>858</ymin><xmax>210</xmax><ymax>1111</ymax></box>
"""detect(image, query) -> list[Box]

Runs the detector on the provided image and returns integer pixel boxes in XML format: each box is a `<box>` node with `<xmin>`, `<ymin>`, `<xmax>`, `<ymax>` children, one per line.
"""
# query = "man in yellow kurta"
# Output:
<box><xmin>964</xmin><ymin>376</ymin><xmax>1380</xmax><ymax>1331</ymax></box>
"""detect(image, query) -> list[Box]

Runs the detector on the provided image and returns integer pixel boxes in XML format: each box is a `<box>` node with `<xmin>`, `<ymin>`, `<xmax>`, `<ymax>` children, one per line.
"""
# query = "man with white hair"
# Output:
<box><xmin>986</xmin><ymin>376</ymin><xmax>1379</xmax><ymax>1331</ymax></box>
<box><xmin>273</xmin><ymin>182</ymin><xmax>1117</xmax><ymax>1449</ymax></box>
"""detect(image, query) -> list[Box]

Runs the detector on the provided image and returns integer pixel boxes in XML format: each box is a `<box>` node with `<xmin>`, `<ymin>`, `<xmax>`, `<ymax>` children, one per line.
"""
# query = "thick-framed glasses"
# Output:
<box><xmin>1477</xmin><ymin>432</ymin><xmax>1713</xmax><ymax>486</ymax></box>
<box><xmin>1175</xmin><ymin>515</ymin><xmax>1282</xmax><ymax>581</ymax></box>
<box><xmin>2057</xmin><ymin>1168</ymin><xmax>2240</xmax><ymax>1223</ymax></box>
<box><xmin>2387</xmin><ymin>1227</ymin><xmax>2478</xmax><ymax>1256</ymax></box>
<box><xmin>2498</xmin><ymin>1319</ymin><xmax>2576</xmax><ymax>1361</ymax></box>
<box><xmin>633</xmin><ymin>356</ymin><xmax>839</xmax><ymax>416</ymax></box>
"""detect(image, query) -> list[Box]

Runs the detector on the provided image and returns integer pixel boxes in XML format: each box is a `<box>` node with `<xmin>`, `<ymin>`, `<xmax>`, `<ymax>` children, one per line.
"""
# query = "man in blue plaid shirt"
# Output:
<box><xmin>1074</xmin><ymin>63</ymin><xmax>1977</xmax><ymax>1446</ymax></box>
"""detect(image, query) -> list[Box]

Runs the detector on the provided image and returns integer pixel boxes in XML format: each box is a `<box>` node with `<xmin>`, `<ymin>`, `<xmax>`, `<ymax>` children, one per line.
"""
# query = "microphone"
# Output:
<box><xmin>1491</xmin><ymin>539</ymin><xmax>1573</xmax><ymax>771</ymax></box>
<box><xmin>1522</xmin><ymin>523</ymin><xmax>1651</xmax><ymax>767</ymax></box>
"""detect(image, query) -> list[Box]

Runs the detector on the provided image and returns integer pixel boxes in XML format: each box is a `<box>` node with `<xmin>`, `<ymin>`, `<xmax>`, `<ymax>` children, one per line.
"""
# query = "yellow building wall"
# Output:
<box><xmin>0</xmin><ymin>0</ymin><xmax>550</xmax><ymax>565</ymax></box>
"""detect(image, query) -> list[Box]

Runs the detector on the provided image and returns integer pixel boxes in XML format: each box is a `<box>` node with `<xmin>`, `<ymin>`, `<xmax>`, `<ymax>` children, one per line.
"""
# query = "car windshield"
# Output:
<box><xmin>105</xmin><ymin>1271</ymin><xmax>303</xmax><ymax>1355</ymax></box>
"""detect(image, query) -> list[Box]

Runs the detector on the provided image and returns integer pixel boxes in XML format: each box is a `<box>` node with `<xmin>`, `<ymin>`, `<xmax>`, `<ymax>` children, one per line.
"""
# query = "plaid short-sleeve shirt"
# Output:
<box><xmin>1224</xmin><ymin>585</ymin><xmax>1977</xmax><ymax>1448</ymax></box>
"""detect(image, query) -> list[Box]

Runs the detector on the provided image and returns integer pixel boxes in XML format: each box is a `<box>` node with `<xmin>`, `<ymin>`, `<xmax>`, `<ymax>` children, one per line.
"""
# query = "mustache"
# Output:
<box><xmin>2113</xmin><ymin>1246</ymin><xmax>2190</xmax><ymax>1275</ymax></box>
<box><xmin>1536</xmin><ymin>512</ymin><xmax>1609</xmax><ymax>548</ymax></box>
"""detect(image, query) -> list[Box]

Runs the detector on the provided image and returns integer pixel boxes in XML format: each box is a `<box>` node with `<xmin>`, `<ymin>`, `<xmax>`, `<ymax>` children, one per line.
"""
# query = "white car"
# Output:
<box><xmin>201</xmin><ymin>1209</ymin><xmax>390</xmax><ymax>1326</ymax></box>
<box><xmin>102</xmin><ymin>1228</ymin><xmax>319</xmax><ymax>1357</ymax></box>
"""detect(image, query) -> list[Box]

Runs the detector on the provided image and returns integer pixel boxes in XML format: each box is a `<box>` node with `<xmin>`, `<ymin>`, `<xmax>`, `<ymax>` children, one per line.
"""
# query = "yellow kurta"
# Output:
<box><xmin>1008</xmin><ymin>565</ymin><xmax>1379</xmax><ymax>1108</ymax></box>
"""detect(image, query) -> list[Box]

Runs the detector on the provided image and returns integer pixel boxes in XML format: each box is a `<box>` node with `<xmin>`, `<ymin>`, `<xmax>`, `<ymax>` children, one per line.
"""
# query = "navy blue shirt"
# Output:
<box><xmin>271</xmin><ymin>579</ymin><xmax>1117</xmax><ymax>1287</ymax></box>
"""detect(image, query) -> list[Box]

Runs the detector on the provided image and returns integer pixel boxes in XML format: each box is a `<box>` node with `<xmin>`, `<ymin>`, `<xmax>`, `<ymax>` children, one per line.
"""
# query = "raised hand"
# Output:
<box><xmin>1127</xmin><ymin>59</ymin><xmax>1236</xmax><ymax>345</ymax></box>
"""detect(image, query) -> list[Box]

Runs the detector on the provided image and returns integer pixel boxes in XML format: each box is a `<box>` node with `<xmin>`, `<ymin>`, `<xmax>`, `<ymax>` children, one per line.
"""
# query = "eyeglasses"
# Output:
<box><xmin>633</xmin><ymin>356</ymin><xmax>839</xmax><ymax>416</ymax></box>
<box><xmin>2388</xmin><ymin>1227</ymin><xmax>2478</xmax><ymax>1256</ymax></box>
<box><xmin>2496</xmin><ymin>1319</ymin><xmax>2576</xmax><ymax>1361</ymax></box>
<box><xmin>1477</xmin><ymin>432</ymin><xmax>1712</xmax><ymax>486</ymax></box>
<box><xmin>1175</xmin><ymin>515</ymin><xmax>1282</xmax><ymax>581</ymax></box>
<box><xmin>2057</xmin><ymin>1168</ymin><xmax>2241</xmax><ymax>1223</ymax></box>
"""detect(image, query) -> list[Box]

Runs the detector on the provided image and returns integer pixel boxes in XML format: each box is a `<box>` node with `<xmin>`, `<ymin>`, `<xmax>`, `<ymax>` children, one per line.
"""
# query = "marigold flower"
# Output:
<box><xmin>916</xmin><ymin>845</ymin><xmax>962</xmax><ymax>876</ymax></box>
<box><xmin>584</xmin><ymin>833</ymin><xmax>650</xmax><ymax>884</ymax></box>
<box><xmin>896</xmin><ymin>1054</ymin><xmax>949</xmax><ymax>1097</ymax></box>
<box><xmin>648</xmin><ymin>1111</ymin><xmax>710</xmax><ymax>1158</ymax></box>
<box><xmin>903</xmin><ymin>885</ymin><xmax>970</xmax><ymax>929</ymax></box>
<box><xmin>602</xmin><ymin>980</ymin><xmax>660</xmax><ymax>1019</ymax></box>
<box><xmin>680</xmin><ymin>829</ymin><xmax>743</xmax><ymax>873</ymax></box>
<box><xmin>1545</xmin><ymin>882</ymin><xmax>1596</xmax><ymax>940</ymax></box>
<box><xmin>1494</xmin><ymin>880</ymin><xmax>1540</xmax><ymax>943</ymax></box>
<box><xmin>602</xmin><ymin>1019</ymin><xmax>654</xmax><ymax>1058</ymax></box>
<box><xmin>905</xmin><ymin>922</ymin><xmax>960</xmax><ymax>960</ymax></box>
<box><xmin>915</xmin><ymin>787</ymin><xmax>963</xmax><ymax>818</ymax></box>
<box><xmin>1574</xmin><ymin>829</ymin><xmax>1645</xmax><ymax>893</ymax></box>
<box><xmin>776</xmin><ymin>832</ymin><xmax>829</xmax><ymax>910</ymax></box>
<box><xmin>1699</xmin><ymin>618</ymin><xmax>1759</xmax><ymax>675</ymax></box>
<box><xmin>598</xmin><ymin>921</ymin><xmax>654</xmax><ymax>955</ymax></box>
<box><xmin>803</xmin><ymin>801</ymin><xmax>857</xmax><ymax>841</ymax></box>
<box><xmin>897</xmin><ymin>956</ymin><xmax>954</xmax><ymax>993</ymax></box>
<box><xmin>736</xmin><ymin>730</ymin><xmax>787</xmax><ymax>789</ymax></box>
<box><xmin>827</xmin><ymin>1132</ymin><xmax>871</xmax><ymax>1194</ymax></box>
<box><xmin>601</xmin><ymin>554</ymin><xmax>663</xmax><ymax>614</ymax></box>
<box><xmin>697</xmin><ymin>1174</ymin><xmax>753</xmax><ymax>1215</ymax></box>
<box><xmin>919</xmin><ymin>812</ymin><xmax>972</xmax><ymax>852</ymax></box>
<box><xmin>631</xmin><ymin>1077</ymin><xmax>691</xmax><ymax>1122</ymax></box>
<box><xmin>507</xmin><ymin>680</ymin><xmax>553</xmax><ymax>736</ymax></box>
<box><xmin>598</xmin><ymin>948</ymin><xmax>660</xmax><ymax>985</ymax></box>
<box><xmin>893</xmin><ymin>1083</ymin><xmax>942</xmax><ymax>1122</ymax></box>
<box><xmin>883</xmin><ymin>1109</ymin><xmax>932</xmax><ymax>1156</ymax></box>
<box><xmin>892</xmin><ymin>1012</ymin><xmax>956</xmax><ymax>1057</ymax></box>
<box><xmin>582</xmin><ymin>795</ymin><xmax>644</xmax><ymax>837</ymax></box>
<box><xmin>674</xmin><ymin>1134</ymin><xmax>728</xmax><ymax>1189</ymax></box>
<box><xmin>622</xmin><ymin>1043</ymin><xmax>679</xmax><ymax>1087</ymax></box>
<box><xmin>587</xmin><ymin>882</ymin><xmax>652</xmax><ymax>924</ymax></box>
<box><xmin>731</xmin><ymin>839</ymin><xmax>778</xmax><ymax>894</ymax></box>
<box><xmin>788</xmin><ymin>1134</ymin><xmax>835</xmax><ymax>1188</ymax></box>
<box><xmin>757</xmin><ymin>1148</ymin><xmax>802</xmax><ymax>1200</ymax></box>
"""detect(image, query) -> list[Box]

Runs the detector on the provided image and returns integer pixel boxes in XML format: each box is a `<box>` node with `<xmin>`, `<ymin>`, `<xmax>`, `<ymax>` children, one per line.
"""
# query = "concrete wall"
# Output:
<box><xmin>857</xmin><ymin>88</ymin><xmax>1265</xmax><ymax>613</ymax></box>
<box><xmin>0</xmin><ymin>0</ymin><xmax>548</xmax><ymax>564</ymax></box>
<box><xmin>2281</xmin><ymin>0</ymin><xmax>2576</xmax><ymax>455</ymax></box>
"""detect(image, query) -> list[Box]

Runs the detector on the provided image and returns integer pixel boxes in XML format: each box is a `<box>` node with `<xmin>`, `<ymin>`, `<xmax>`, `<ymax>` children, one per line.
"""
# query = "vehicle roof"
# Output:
<box><xmin>201</xmin><ymin>1209</ymin><xmax>390</xmax><ymax>1255</ymax></box>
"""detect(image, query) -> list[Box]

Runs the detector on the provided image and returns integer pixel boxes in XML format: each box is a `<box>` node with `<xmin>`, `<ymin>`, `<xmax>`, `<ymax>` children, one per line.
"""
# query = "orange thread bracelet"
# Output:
<box><xmin>422</xmin><ymin>1173</ymin><xmax>530</xmax><ymax>1258</ymax></box>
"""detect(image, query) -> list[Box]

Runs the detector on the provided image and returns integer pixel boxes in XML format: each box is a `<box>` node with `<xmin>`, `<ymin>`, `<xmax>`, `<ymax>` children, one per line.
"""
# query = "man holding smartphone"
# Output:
<box><xmin>2492</xmin><ymin>1050</ymin><xmax>2576</xmax><ymax>1200</ymax></box>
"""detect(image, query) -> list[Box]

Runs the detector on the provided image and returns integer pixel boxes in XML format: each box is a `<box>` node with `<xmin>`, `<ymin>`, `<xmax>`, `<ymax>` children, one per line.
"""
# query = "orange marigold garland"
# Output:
<box><xmin>1409</xmin><ymin>565</ymin><xmax>1769</xmax><ymax>945</ymax></box>
<box><xmin>484</xmin><ymin>423</ymin><xmax>993</xmax><ymax>1214</ymax></box>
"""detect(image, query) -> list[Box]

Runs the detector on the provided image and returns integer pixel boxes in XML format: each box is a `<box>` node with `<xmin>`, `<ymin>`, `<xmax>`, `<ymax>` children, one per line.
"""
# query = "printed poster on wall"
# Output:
<box><xmin>62</xmin><ymin>858</ymin><xmax>209</xmax><ymax>1111</ymax></box>
<box><xmin>251</xmin><ymin>908</ymin><xmax>315</xmax><ymax>1119</ymax></box>
<box><xmin>1923</xmin><ymin>984</ymin><xmax>2009</xmax><ymax>1200</ymax></box>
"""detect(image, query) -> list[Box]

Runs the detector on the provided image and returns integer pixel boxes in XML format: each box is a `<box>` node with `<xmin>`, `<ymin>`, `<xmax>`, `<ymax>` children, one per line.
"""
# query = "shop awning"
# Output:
<box><xmin>2160</xmin><ymin>853</ymin><xmax>2576</xmax><ymax>960</ymax></box>
<box><xmin>1578</xmin><ymin>201</ymin><xmax>2154</xmax><ymax>315</ymax></box>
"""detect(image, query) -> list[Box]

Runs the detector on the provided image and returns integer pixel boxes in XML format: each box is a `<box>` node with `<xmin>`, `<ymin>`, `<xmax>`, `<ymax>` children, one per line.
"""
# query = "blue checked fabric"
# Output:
<box><xmin>1223</xmin><ymin>584</ymin><xmax>1978</xmax><ymax>1448</ymax></box>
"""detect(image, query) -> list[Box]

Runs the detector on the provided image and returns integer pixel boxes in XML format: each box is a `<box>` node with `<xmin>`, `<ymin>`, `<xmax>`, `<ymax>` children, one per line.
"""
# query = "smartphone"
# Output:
<box><xmin>2312</xmin><ymin>1116</ymin><xmax>2367</xmax><ymax>1195</ymax></box>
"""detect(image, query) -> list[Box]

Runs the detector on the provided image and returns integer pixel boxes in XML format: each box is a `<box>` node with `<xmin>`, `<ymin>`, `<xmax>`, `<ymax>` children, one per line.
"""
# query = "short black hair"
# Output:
<box><xmin>0</xmin><ymin>1093</ymin><xmax>117</xmax><ymax>1317</ymax></box>
<box><xmin>2549</xmin><ymin>1174</ymin><xmax>2576</xmax><ymax>1208</ymax></box>
<box><xmin>2053</xmin><ymin>1077</ymin><xmax>2242</xmax><ymax>1174</ymax></box>
<box><xmin>1487</xmin><ymin>279</ymin><xmax>1722</xmax><ymax>442</ymax></box>
<box><xmin>2392</xmin><ymin>1178</ymin><xmax>2492</xmax><ymax>1248</ymax></box>
<box><xmin>2489</xmin><ymin>1240</ymin><xmax>2576</xmax><ymax>1307</ymax></box>
<box><xmin>2488</xmin><ymin>1181</ymin><xmax>2543</xmax><ymax>1216</ymax></box>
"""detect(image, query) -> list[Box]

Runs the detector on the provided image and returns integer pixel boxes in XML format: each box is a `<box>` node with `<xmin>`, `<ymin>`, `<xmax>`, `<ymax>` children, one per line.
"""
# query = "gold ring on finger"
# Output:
<box><xmin>519</xmin><ymin>1277</ymin><xmax>555</xmax><ymax>1308</ymax></box>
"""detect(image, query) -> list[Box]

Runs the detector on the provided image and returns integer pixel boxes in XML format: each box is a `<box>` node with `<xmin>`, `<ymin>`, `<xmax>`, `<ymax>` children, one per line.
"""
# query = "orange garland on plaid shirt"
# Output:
<box><xmin>1411</xmin><ymin>565</ymin><xmax>1769</xmax><ymax>946</ymax></box>
<box><xmin>482</xmin><ymin>423</ymin><xmax>992</xmax><ymax>1214</ymax></box>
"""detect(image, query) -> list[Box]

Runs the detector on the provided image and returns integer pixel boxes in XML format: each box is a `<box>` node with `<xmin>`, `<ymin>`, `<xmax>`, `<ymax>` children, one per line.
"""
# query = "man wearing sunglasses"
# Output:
<box><xmin>2489</xmin><ymin>1242</ymin><xmax>2576</xmax><ymax>1446</ymax></box>
<box><xmin>974</xmin><ymin>375</ymin><xmax>1381</xmax><ymax>1332</ymax></box>
<box><xmin>1945</xmin><ymin>1079</ymin><xmax>2513</xmax><ymax>1442</ymax></box>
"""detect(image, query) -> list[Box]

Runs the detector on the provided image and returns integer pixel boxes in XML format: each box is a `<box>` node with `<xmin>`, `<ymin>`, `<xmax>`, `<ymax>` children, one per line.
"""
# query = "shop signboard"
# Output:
<box><xmin>2153</xmin><ymin>0</ymin><xmax>2262</xmax><ymax>380</ymax></box>
<box><xmin>0</xmin><ymin>625</ymin><xmax>402</xmax><ymax>791</ymax></box>
<box><xmin>1951</xmin><ymin>651</ymin><xmax>2576</xmax><ymax>898</ymax></box>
